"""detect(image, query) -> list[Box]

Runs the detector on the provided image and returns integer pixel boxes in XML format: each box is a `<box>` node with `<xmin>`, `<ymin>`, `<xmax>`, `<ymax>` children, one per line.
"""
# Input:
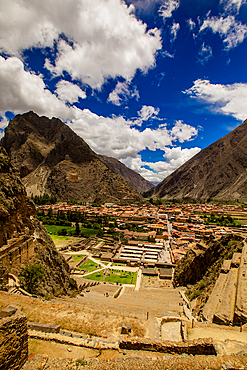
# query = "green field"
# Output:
<box><xmin>44</xmin><ymin>224</ymin><xmax>98</xmax><ymax>237</ymax></box>
<box><xmin>78</xmin><ymin>258</ymin><xmax>100</xmax><ymax>272</ymax></box>
<box><xmin>104</xmin><ymin>271</ymin><xmax>137</xmax><ymax>285</ymax></box>
<box><xmin>83</xmin><ymin>271</ymin><xmax>104</xmax><ymax>281</ymax></box>
<box><xmin>70</xmin><ymin>254</ymin><xmax>86</xmax><ymax>262</ymax></box>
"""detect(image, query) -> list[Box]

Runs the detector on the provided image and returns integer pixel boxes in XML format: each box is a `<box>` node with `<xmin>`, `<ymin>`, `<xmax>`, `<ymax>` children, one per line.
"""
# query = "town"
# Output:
<box><xmin>36</xmin><ymin>200</ymin><xmax>247</xmax><ymax>289</ymax></box>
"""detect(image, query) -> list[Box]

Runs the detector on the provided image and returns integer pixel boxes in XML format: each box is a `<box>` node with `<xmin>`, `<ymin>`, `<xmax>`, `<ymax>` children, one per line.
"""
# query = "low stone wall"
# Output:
<box><xmin>0</xmin><ymin>314</ymin><xmax>28</xmax><ymax>370</ymax></box>
<box><xmin>119</xmin><ymin>338</ymin><xmax>216</xmax><ymax>355</ymax></box>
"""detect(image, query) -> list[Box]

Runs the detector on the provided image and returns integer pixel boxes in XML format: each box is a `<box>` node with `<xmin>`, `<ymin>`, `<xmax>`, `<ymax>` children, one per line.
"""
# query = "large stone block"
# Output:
<box><xmin>0</xmin><ymin>314</ymin><xmax>28</xmax><ymax>370</ymax></box>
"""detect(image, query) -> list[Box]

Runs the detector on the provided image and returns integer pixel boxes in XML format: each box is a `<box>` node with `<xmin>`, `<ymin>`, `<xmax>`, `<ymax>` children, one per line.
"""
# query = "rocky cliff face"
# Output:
<box><xmin>144</xmin><ymin>119</ymin><xmax>247</xmax><ymax>201</ymax></box>
<box><xmin>0</xmin><ymin>146</ymin><xmax>77</xmax><ymax>297</ymax></box>
<box><xmin>174</xmin><ymin>234</ymin><xmax>243</xmax><ymax>316</ymax></box>
<box><xmin>174</xmin><ymin>235</ymin><xmax>243</xmax><ymax>287</ymax></box>
<box><xmin>1</xmin><ymin>111</ymin><xmax>143</xmax><ymax>204</ymax></box>
<box><xmin>98</xmin><ymin>154</ymin><xmax>153</xmax><ymax>193</ymax></box>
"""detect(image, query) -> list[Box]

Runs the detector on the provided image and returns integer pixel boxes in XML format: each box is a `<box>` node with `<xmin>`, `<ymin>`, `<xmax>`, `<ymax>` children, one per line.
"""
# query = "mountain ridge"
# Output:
<box><xmin>1</xmin><ymin>111</ymin><xmax>143</xmax><ymax>204</ymax></box>
<box><xmin>144</xmin><ymin>119</ymin><xmax>247</xmax><ymax>201</ymax></box>
<box><xmin>98</xmin><ymin>154</ymin><xmax>153</xmax><ymax>193</ymax></box>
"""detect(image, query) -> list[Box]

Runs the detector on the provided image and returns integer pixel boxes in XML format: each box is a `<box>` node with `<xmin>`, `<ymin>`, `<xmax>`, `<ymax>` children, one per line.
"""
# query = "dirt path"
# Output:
<box><xmin>189</xmin><ymin>326</ymin><xmax>247</xmax><ymax>343</ymax></box>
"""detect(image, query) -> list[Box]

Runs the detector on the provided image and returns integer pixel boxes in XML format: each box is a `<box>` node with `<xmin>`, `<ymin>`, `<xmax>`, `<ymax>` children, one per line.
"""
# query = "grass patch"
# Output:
<box><xmin>44</xmin><ymin>225</ymin><xmax>98</xmax><ymax>237</ymax></box>
<box><xmin>78</xmin><ymin>258</ymin><xmax>100</xmax><ymax>272</ymax></box>
<box><xmin>70</xmin><ymin>255</ymin><xmax>86</xmax><ymax>262</ymax></box>
<box><xmin>105</xmin><ymin>272</ymin><xmax>137</xmax><ymax>285</ymax></box>
<box><xmin>80</xmin><ymin>228</ymin><xmax>98</xmax><ymax>237</ymax></box>
<box><xmin>83</xmin><ymin>271</ymin><xmax>104</xmax><ymax>281</ymax></box>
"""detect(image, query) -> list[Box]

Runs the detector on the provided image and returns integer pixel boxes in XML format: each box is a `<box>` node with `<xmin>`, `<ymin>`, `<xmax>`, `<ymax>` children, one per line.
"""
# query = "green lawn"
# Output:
<box><xmin>104</xmin><ymin>272</ymin><xmax>137</xmax><ymax>285</ymax></box>
<box><xmin>78</xmin><ymin>258</ymin><xmax>100</xmax><ymax>272</ymax></box>
<box><xmin>44</xmin><ymin>225</ymin><xmax>98</xmax><ymax>237</ymax></box>
<box><xmin>83</xmin><ymin>271</ymin><xmax>104</xmax><ymax>281</ymax></box>
<box><xmin>71</xmin><ymin>254</ymin><xmax>86</xmax><ymax>262</ymax></box>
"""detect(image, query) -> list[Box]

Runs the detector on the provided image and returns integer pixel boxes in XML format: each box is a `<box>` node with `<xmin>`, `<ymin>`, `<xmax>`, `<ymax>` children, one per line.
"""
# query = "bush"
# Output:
<box><xmin>57</xmin><ymin>228</ymin><xmax>67</xmax><ymax>236</ymax></box>
<box><xmin>21</xmin><ymin>263</ymin><xmax>46</xmax><ymax>294</ymax></box>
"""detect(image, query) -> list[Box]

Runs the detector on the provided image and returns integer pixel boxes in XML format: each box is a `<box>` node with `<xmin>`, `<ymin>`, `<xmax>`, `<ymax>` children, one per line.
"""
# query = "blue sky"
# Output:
<box><xmin>0</xmin><ymin>0</ymin><xmax>247</xmax><ymax>184</ymax></box>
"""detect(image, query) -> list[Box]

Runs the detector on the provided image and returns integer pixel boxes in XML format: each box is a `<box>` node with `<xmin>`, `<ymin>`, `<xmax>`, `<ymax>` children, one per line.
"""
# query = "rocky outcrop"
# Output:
<box><xmin>144</xmin><ymin>119</ymin><xmax>247</xmax><ymax>201</ymax></box>
<box><xmin>174</xmin><ymin>235</ymin><xmax>243</xmax><ymax>287</ymax></box>
<box><xmin>98</xmin><ymin>154</ymin><xmax>153</xmax><ymax>193</ymax></box>
<box><xmin>1</xmin><ymin>111</ymin><xmax>143</xmax><ymax>204</ymax></box>
<box><xmin>0</xmin><ymin>146</ymin><xmax>77</xmax><ymax>296</ymax></box>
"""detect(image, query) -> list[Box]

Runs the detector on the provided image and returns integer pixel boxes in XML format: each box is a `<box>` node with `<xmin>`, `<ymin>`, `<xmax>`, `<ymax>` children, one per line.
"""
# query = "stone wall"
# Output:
<box><xmin>0</xmin><ymin>236</ymin><xmax>34</xmax><ymax>269</ymax></box>
<box><xmin>119</xmin><ymin>338</ymin><xmax>216</xmax><ymax>355</ymax></box>
<box><xmin>0</xmin><ymin>314</ymin><xmax>28</xmax><ymax>370</ymax></box>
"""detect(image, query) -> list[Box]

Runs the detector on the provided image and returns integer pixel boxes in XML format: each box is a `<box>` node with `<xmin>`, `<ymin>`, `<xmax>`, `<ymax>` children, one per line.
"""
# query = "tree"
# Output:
<box><xmin>21</xmin><ymin>263</ymin><xmax>46</xmax><ymax>294</ymax></box>
<box><xmin>96</xmin><ymin>228</ymin><xmax>104</xmax><ymax>237</ymax></box>
<box><xmin>58</xmin><ymin>228</ymin><xmax>67</xmax><ymax>236</ymax></box>
<box><xmin>75</xmin><ymin>221</ymin><xmax>80</xmax><ymax>236</ymax></box>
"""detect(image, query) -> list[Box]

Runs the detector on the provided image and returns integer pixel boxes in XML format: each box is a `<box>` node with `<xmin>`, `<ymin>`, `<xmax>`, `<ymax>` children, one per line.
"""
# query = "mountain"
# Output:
<box><xmin>144</xmin><ymin>119</ymin><xmax>247</xmax><ymax>201</ymax></box>
<box><xmin>1</xmin><ymin>111</ymin><xmax>143</xmax><ymax>204</ymax></box>
<box><xmin>98</xmin><ymin>154</ymin><xmax>153</xmax><ymax>193</ymax></box>
<box><xmin>0</xmin><ymin>146</ymin><xmax>77</xmax><ymax>297</ymax></box>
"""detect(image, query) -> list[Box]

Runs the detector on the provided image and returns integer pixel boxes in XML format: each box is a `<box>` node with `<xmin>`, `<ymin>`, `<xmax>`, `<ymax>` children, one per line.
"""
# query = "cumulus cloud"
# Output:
<box><xmin>67</xmin><ymin>110</ymin><xmax>199</xmax><ymax>183</ymax></box>
<box><xmin>55</xmin><ymin>80</ymin><xmax>86</xmax><ymax>104</ymax></box>
<box><xmin>197</xmin><ymin>43</ymin><xmax>213</xmax><ymax>64</ymax></box>
<box><xmin>134</xmin><ymin>105</ymin><xmax>160</xmax><ymax>125</ymax></box>
<box><xmin>159</xmin><ymin>0</ymin><xmax>180</xmax><ymax>21</ymax></box>
<box><xmin>122</xmin><ymin>146</ymin><xmax>201</xmax><ymax>183</ymax></box>
<box><xmin>0</xmin><ymin>56</ymin><xmax>72</xmax><ymax>120</ymax></box>
<box><xmin>107</xmin><ymin>81</ymin><xmax>139</xmax><ymax>106</ymax></box>
<box><xmin>200</xmin><ymin>15</ymin><xmax>247</xmax><ymax>49</ymax></box>
<box><xmin>220</xmin><ymin>0</ymin><xmax>246</xmax><ymax>14</ymax></box>
<box><xmin>170</xmin><ymin>120</ymin><xmax>198</xmax><ymax>143</ymax></box>
<box><xmin>184</xmin><ymin>79</ymin><xmax>247</xmax><ymax>121</ymax></box>
<box><xmin>0</xmin><ymin>0</ymin><xmax>162</xmax><ymax>89</ymax></box>
<box><xmin>68</xmin><ymin>108</ymin><xmax>198</xmax><ymax>160</ymax></box>
<box><xmin>170</xmin><ymin>22</ymin><xmax>180</xmax><ymax>41</ymax></box>
<box><xmin>186</xmin><ymin>18</ymin><xmax>196</xmax><ymax>30</ymax></box>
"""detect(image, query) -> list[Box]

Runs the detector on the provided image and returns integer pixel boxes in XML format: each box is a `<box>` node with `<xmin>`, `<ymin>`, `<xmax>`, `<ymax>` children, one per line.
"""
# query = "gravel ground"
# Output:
<box><xmin>23</xmin><ymin>354</ymin><xmax>247</xmax><ymax>370</ymax></box>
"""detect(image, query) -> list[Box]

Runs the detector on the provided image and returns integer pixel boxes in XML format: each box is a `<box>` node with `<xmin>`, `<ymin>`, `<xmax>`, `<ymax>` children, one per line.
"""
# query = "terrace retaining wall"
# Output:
<box><xmin>0</xmin><ymin>314</ymin><xmax>28</xmax><ymax>370</ymax></box>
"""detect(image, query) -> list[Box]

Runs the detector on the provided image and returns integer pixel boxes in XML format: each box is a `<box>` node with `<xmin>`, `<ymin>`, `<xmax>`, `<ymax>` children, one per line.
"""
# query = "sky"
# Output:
<box><xmin>0</xmin><ymin>0</ymin><xmax>247</xmax><ymax>184</ymax></box>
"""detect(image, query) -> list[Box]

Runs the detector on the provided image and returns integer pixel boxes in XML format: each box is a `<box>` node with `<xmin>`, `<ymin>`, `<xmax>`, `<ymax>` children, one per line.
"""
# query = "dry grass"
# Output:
<box><xmin>0</xmin><ymin>292</ymin><xmax>146</xmax><ymax>339</ymax></box>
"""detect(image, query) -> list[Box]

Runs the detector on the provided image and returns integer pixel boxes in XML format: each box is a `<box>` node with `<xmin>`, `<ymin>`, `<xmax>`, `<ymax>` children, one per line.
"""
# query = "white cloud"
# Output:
<box><xmin>136</xmin><ymin>105</ymin><xmax>160</xmax><ymax>124</ymax></box>
<box><xmin>170</xmin><ymin>120</ymin><xmax>198</xmax><ymax>143</ymax></box>
<box><xmin>55</xmin><ymin>80</ymin><xmax>86</xmax><ymax>104</ymax></box>
<box><xmin>0</xmin><ymin>116</ymin><xmax>8</xmax><ymax>140</ymax></box>
<box><xmin>159</xmin><ymin>0</ymin><xmax>180</xmax><ymax>21</ymax></box>
<box><xmin>186</xmin><ymin>18</ymin><xmax>196</xmax><ymax>30</ymax></box>
<box><xmin>122</xmin><ymin>146</ymin><xmax>201</xmax><ymax>183</ymax></box>
<box><xmin>0</xmin><ymin>0</ymin><xmax>162</xmax><ymax>90</ymax></box>
<box><xmin>220</xmin><ymin>0</ymin><xmax>246</xmax><ymax>14</ymax></box>
<box><xmin>67</xmin><ymin>108</ymin><xmax>198</xmax><ymax>163</ymax></box>
<box><xmin>197</xmin><ymin>43</ymin><xmax>213</xmax><ymax>64</ymax></box>
<box><xmin>184</xmin><ymin>79</ymin><xmax>247</xmax><ymax>121</ymax></box>
<box><xmin>107</xmin><ymin>81</ymin><xmax>139</xmax><ymax>106</ymax></box>
<box><xmin>200</xmin><ymin>15</ymin><xmax>247</xmax><ymax>49</ymax></box>
<box><xmin>0</xmin><ymin>56</ymin><xmax>72</xmax><ymax>120</ymax></box>
<box><xmin>170</xmin><ymin>22</ymin><xmax>180</xmax><ymax>41</ymax></box>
